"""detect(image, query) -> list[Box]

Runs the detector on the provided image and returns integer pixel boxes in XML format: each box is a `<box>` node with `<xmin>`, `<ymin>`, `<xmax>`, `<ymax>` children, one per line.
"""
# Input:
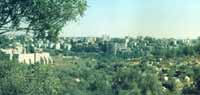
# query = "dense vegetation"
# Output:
<box><xmin>1</xmin><ymin>35</ymin><xmax>200</xmax><ymax>95</ymax></box>
<box><xmin>0</xmin><ymin>55</ymin><xmax>200</xmax><ymax>95</ymax></box>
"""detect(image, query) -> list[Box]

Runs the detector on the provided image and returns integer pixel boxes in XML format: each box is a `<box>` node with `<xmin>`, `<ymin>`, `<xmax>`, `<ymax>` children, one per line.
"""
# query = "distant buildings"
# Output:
<box><xmin>102</xmin><ymin>34</ymin><xmax>110</xmax><ymax>42</ymax></box>
<box><xmin>0</xmin><ymin>34</ymin><xmax>199</xmax><ymax>63</ymax></box>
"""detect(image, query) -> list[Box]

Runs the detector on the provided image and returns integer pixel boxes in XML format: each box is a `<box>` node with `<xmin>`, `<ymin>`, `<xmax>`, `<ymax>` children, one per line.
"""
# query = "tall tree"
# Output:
<box><xmin>0</xmin><ymin>0</ymin><xmax>87</xmax><ymax>41</ymax></box>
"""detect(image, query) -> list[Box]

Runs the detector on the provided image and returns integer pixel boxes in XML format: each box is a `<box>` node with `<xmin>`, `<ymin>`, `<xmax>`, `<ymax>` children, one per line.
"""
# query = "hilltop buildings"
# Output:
<box><xmin>0</xmin><ymin>34</ymin><xmax>198</xmax><ymax>64</ymax></box>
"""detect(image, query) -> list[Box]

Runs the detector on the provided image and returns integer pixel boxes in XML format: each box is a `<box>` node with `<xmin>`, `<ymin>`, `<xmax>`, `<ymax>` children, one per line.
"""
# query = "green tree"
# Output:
<box><xmin>112</xmin><ymin>64</ymin><xmax>164</xmax><ymax>95</ymax></box>
<box><xmin>0</xmin><ymin>0</ymin><xmax>87</xmax><ymax>41</ymax></box>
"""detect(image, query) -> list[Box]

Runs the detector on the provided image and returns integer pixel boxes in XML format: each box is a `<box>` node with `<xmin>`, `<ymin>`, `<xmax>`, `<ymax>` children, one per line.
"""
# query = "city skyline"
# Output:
<box><xmin>61</xmin><ymin>0</ymin><xmax>200</xmax><ymax>39</ymax></box>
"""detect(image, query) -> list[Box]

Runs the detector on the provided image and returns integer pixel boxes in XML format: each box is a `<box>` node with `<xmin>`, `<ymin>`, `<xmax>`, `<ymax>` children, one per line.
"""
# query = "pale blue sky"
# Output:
<box><xmin>61</xmin><ymin>0</ymin><xmax>200</xmax><ymax>38</ymax></box>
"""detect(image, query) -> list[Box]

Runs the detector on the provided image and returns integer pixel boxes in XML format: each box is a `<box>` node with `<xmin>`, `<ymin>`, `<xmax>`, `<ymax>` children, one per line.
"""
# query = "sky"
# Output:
<box><xmin>61</xmin><ymin>0</ymin><xmax>200</xmax><ymax>39</ymax></box>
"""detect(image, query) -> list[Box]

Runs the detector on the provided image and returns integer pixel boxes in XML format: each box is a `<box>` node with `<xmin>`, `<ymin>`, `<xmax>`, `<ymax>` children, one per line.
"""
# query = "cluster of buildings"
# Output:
<box><xmin>0</xmin><ymin>42</ymin><xmax>53</xmax><ymax>64</ymax></box>
<box><xmin>0</xmin><ymin>34</ymin><xmax>54</xmax><ymax>64</ymax></box>
<box><xmin>0</xmin><ymin>34</ymin><xmax>199</xmax><ymax>64</ymax></box>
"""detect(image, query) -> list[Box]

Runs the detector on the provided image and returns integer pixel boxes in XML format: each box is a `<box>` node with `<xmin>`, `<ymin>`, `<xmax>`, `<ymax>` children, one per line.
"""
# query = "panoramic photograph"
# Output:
<box><xmin>0</xmin><ymin>0</ymin><xmax>200</xmax><ymax>95</ymax></box>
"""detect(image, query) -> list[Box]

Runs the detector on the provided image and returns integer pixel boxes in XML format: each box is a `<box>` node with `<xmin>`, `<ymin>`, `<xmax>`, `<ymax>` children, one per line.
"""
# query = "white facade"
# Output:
<box><xmin>15</xmin><ymin>53</ymin><xmax>53</xmax><ymax>64</ymax></box>
<box><xmin>0</xmin><ymin>48</ymin><xmax>53</xmax><ymax>64</ymax></box>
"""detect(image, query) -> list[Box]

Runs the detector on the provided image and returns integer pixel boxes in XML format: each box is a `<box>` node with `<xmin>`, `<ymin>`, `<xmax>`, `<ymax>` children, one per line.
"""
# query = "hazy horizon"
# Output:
<box><xmin>61</xmin><ymin>0</ymin><xmax>200</xmax><ymax>39</ymax></box>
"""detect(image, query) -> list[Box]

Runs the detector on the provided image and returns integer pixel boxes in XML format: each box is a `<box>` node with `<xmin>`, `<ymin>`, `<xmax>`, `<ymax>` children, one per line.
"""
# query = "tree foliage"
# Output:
<box><xmin>0</xmin><ymin>0</ymin><xmax>87</xmax><ymax>41</ymax></box>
